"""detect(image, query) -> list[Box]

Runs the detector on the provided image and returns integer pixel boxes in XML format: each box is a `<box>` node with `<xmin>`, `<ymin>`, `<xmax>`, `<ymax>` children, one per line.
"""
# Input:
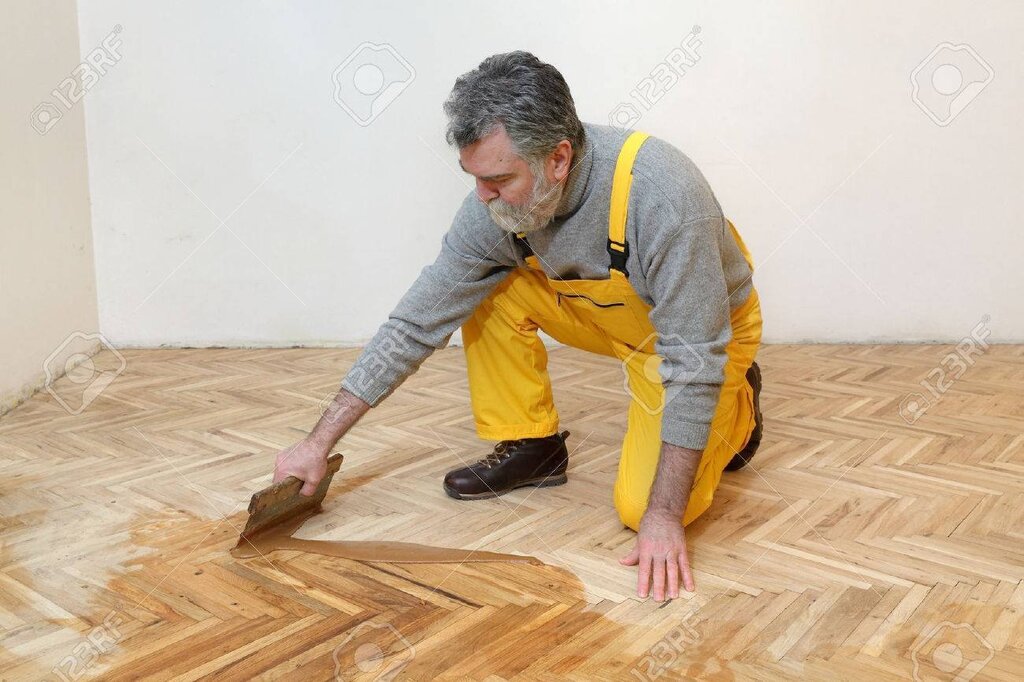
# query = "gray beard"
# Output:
<box><xmin>487</xmin><ymin>172</ymin><xmax>564</xmax><ymax>235</ymax></box>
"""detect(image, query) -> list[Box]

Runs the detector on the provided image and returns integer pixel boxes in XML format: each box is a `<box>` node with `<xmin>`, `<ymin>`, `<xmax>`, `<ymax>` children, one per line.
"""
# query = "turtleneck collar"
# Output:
<box><xmin>552</xmin><ymin>130</ymin><xmax>594</xmax><ymax>219</ymax></box>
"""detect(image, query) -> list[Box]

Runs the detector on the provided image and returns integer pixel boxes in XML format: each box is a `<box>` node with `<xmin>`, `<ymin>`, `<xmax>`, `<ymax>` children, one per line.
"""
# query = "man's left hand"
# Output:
<box><xmin>619</xmin><ymin>508</ymin><xmax>695</xmax><ymax>600</ymax></box>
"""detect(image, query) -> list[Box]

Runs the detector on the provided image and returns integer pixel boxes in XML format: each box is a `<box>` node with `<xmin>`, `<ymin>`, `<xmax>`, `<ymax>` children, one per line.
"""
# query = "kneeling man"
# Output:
<box><xmin>273</xmin><ymin>51</ymin><xmax>764</xmax><ymax>601</ymax></box>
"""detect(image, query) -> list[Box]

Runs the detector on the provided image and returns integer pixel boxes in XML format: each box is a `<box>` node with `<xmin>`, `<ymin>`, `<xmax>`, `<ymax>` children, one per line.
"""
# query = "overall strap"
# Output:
<box><xmin>608</xmin><ymin>131</ymin><xmax>650</xmax><ymax>277</ymax></box>
<box><xmin>513</xmin><ymin>231</ymin><xmax>542</xmax><ymax>271</ymax></box>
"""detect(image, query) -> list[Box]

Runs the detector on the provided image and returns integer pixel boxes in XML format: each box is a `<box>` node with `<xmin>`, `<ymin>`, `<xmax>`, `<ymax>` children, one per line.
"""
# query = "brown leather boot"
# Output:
<box><xmin>726</xmin><ymin>361</ymin><xmax>763</xmax><ymax>471</ymax></box>
<box><xmin>443</xmin><ymin>430</ymin><xmax>570</xmax><ymax>500</ymax></box>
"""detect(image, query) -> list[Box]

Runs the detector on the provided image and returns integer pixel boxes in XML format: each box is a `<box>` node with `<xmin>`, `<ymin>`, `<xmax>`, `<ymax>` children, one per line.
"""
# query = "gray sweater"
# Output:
<box><xmin>340</xmin><ymin>122</ymin><xmax>754</xmax><ymax>450</ymax></box>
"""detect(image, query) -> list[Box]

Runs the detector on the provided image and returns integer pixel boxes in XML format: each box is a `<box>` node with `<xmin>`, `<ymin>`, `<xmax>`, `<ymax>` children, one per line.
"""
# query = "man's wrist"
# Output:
<box><xmin>645</xmin><ymin>442</ymin><xmax>702</xmax><ymax>520</ymax></box>
<box><xmin>641</xmin><ymin>506</ymin><xmax>684</xmax><ymax>527</ymax></box>
<box><xmin>308</xmin><ymin>389</ymin><xmax>371</xmax><ymax>451</ymax></box>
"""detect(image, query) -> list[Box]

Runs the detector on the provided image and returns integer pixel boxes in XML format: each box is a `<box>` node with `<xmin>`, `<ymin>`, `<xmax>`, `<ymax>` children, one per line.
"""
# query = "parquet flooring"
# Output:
<box><xmin>1</xmin><ymin>343</ymin><xmax>1022</xmax><ymax>680</ymax></box>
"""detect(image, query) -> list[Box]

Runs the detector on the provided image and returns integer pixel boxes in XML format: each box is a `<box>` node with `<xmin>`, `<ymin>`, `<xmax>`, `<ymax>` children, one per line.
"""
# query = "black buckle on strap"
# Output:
<box><xmin>607</xmin><ymin>238</ymin><xmax>629</xmax><ymax>275</ymax></box>
<box><xmin>513</xmin><ymin>232</ymin><xmax>534</xmax><ymax>259</ymax></box>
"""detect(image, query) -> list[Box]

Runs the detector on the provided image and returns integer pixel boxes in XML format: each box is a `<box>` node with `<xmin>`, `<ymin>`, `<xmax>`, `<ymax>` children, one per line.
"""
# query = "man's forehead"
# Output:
<box><xmin>457</xmin><ymin>156</ymin><xmax>517</xmax><ymax>177</ymax></box>
<box><xmin>458</xmin><ymin>128</ymin><xmax>522</xmax><ymax>178</ymax></box>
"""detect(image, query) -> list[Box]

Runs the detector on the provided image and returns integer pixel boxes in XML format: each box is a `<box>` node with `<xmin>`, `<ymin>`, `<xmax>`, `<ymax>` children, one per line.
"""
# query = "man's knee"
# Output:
<box><xmin>613</xmin><ymin>484</ymin><xmax>645</xmax><ymax>532</ymax></box>
<box><xmin>614</xmin><ymin>476</ymin><xmax>717</xmax><ymax>531</ymax></box>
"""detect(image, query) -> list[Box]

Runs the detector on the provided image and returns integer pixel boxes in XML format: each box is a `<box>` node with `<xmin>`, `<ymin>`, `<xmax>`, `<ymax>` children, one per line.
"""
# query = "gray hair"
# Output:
<box><xmin>443</xmin><ymin>51</ymin><xmax>585</xmax><ymax>163</ymax></box>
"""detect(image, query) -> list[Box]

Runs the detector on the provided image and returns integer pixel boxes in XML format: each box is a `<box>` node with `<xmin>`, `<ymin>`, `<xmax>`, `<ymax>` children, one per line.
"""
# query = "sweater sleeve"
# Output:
<box><xmin>641</xmin><ymin>213</ymin><xmax>734</xmax><ymax>450</ymax></box>
<box><xmin>340</xmin><ymin>197</ymin><xmax>515</xmax><ymax>406</ymax></box>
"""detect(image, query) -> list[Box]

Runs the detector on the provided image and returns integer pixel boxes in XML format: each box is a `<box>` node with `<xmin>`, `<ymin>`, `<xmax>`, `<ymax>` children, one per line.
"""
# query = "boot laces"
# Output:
<box><xmin>481</xmin><ymin>439</ymin><xmax>521</xmax><ymax>468</ymax></box>
<box><xmin>478</xmin><ymin>431</ymin><xmax>568</xmax><ymax>469</ymax></box>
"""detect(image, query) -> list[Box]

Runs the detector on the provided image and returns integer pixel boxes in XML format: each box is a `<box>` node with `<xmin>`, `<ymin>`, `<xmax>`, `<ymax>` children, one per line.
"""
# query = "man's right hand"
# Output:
<box><xmin>271</xmin><ymin>388</ymin><xmax>371</xmax><ymax>496</ymax></box>
<box><xmin>273</xmin><ymin>438</ymin><xmax>330</xmax><ymax>496</ymax></box>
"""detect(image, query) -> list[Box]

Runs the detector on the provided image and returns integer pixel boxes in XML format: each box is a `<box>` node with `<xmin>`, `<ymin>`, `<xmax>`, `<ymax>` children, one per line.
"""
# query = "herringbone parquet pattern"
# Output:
<box><xmin>1</xmin><ymin>344</ymin><xmax>1021</xmax><ymax>680</ymax></box>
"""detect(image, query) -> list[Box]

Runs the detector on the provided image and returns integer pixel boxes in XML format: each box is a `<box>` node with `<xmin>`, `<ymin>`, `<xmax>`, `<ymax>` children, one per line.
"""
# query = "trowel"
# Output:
<box><xmin>233</xmin><ymin>452</ymin><xmax>344</xmax><ymax>554</ymax></box>
<box><xmin>231</xmin><ymin>452</ymin><xmax>540</xmax><ymax>564</ymax></box>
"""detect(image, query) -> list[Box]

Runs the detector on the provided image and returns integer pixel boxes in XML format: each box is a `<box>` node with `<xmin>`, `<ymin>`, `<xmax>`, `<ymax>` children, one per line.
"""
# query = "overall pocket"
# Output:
<box><xmin>553</xmin><ymin>288</ymin><xmax>653</xmax><ymax>349</ymax></box>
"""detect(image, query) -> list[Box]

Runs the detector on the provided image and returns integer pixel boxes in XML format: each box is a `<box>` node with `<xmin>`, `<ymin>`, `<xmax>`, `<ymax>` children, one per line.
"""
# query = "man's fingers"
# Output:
<box><xmin>619</xmin><ymin>545</ymin><xmax>640</xmax><ymax>566</ymax></box>
<box><xmin>273</xmin><ymin>465</ymin><xmax>315</xmax><ymax>493</ymax></box>
<box><xmin>666</xmin><ymin>554</ymin><xmax>680</xmax><ymax>600</ymax></box>
<box><xmin>679</xmin><ymin>549</ymin><xmax>696</xmax><ymax>592</ymax></box>
<box><xmin>636</xmin><ymin>552</ymin><xmax>652</xmax><ymax>599</ymax></box>
<box><xmin>652</xmin><ymin>556</ymin><xmax>666</xmax><ymax>601</ymax></box>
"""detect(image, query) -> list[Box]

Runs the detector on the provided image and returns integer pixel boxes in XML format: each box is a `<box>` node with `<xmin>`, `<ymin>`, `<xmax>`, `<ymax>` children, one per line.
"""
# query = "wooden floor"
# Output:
<box><xmin>1</xmin><ymin>343</ymin><xmax>1022</xmax><ymax>680</ymax></box>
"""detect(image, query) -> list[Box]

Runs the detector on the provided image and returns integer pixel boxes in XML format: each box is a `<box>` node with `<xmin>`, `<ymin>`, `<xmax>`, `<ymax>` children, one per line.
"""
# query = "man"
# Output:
<box><xmin>273</xmin><ymin>51</ymin><xmax>763</xmax><ymax>602</ymax></box>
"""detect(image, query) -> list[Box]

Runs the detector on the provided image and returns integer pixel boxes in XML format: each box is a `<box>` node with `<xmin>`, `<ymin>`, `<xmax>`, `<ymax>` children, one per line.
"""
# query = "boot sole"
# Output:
<box><xmin>443</xmin><ymin>473</ymin><xmax>568</xmax><ymax>501</ymax></box>
<box><xmin>727</xmin><ymin>361</ymin><xmax>763</xmax><ymax>471</ymax></box>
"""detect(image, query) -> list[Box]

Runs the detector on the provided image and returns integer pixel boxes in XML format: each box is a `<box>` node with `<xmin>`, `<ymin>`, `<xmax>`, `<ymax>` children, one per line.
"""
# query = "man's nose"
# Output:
<box><xmin>476</xmin><ymin>180</ymin><xmax>499</xmax><ymax>203</ymax></box>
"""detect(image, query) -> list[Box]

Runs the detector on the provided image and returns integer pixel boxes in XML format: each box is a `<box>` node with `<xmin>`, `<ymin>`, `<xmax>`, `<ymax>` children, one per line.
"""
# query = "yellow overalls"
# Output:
<box><xmin>461</xmin><ymin>131</ymin><xmax>763</xmax><ymax>531</ymax></box>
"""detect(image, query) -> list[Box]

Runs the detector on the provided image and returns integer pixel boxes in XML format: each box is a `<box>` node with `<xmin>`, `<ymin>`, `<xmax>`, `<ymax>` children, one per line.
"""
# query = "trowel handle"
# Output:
<box><xmin>276</xmin><ymin>451</ymin><xmax>344</xmax><ymax>492</ymax></box>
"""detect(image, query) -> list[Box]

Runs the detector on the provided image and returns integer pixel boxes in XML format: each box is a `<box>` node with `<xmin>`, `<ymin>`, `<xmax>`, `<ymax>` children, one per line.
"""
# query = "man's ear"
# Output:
<box><xmin>548</xmin><ymin>140</ymin><xmax>574</xmax><ymax>182</ymax></box>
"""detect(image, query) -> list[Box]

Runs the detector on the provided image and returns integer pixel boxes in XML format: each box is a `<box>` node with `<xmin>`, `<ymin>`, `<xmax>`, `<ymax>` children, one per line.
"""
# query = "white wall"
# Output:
<box><xmin>77</xmin><ymin>1</ymin><xmax>1024</xmax><ymax>346</ymax></box>
<box><xmin>1</xmin><ymin>0</ymin><xmax>100</xmax><ymax>415</ymax></box>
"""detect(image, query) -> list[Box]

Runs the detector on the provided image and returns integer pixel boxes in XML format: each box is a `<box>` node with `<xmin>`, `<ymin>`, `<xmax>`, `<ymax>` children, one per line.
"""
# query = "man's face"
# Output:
<box><xmin>458</xmin><ymin>126</ymin><xmax>568</xmax><ymax>235</ymax></box>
